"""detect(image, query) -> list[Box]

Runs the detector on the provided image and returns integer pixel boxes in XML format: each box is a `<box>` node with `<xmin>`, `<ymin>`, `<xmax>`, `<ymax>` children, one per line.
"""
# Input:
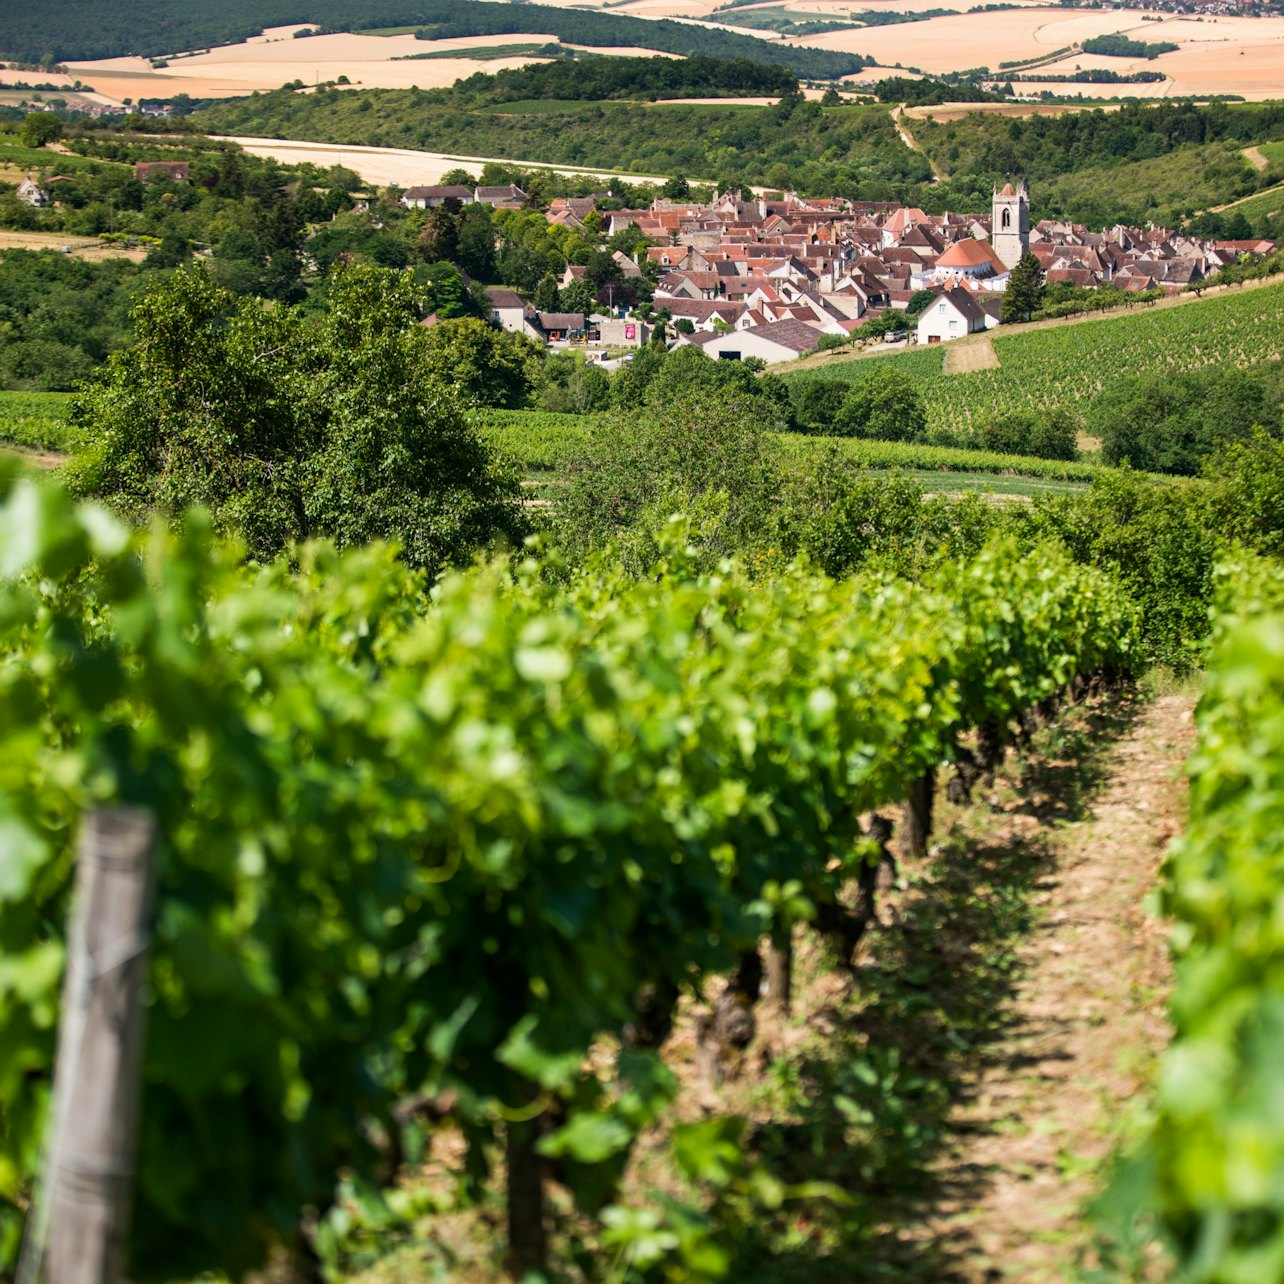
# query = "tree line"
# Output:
<box><xmin>452</xmin><ymin>55</ymin><xmax>798</xmax><ymax>105</ymax></box>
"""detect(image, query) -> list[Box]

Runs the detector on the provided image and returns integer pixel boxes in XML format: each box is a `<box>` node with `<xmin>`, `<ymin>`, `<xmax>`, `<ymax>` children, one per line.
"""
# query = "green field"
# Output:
<box><xmin>400</xmin><ymin>43</ymin><xmax>554</xmax><ymax>62</ymax></box>
<box><xmin>1220</xmin><ymin>180</ymin><xmax>1284</xmax><ymax>223</ymax></box>
<box><xmin>478</xmin><ymin>407</ymin><xmax>1103</xmax><ymax>495</ymax></box>
<box><xmin>0</xmin><ymin>390</ymin><xmax>77</xmax><ymax>454</ymax></box>
<box><xmin>786</xmin><ymin>283</ymin><xmax>1284</xmax><ymax>436</ymax></box>
<box><xmin>0</xmin><ymin>140</ymin><xmax>104</xmax><ymax>172</ymax></box>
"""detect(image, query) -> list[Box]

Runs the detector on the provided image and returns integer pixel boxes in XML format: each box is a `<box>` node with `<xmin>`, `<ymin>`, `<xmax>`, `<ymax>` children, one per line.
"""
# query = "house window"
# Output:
<box><xmin>938</xmin><ymin>302</ymin><xmax>946</xmax><ymax>314</ymax></box>
<box><xmin>718</xmin><ymin>351</ymin><xmax>741</xmax><ymax>361</ymax></box>
<box><xmin>949</xmin><ymin>319</ymin><xmax>959</xmax><ymax>331</ymax></box>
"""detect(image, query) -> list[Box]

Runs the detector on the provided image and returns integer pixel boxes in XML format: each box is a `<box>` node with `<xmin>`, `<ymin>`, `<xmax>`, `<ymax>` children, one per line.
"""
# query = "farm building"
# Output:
<box><xmin>134</xmin><ymin>161</ymin><xmax>189</xmax><ymax>183</ymax></box>
<box><xmin>535</xmin><ymin>311</ymin><xmax>586</xmax><ymax>342</ymax></box>
<box><xmin>683</xmin><ymin>319</ymin><xmax>823</xmax><ymax>364</ymax></box>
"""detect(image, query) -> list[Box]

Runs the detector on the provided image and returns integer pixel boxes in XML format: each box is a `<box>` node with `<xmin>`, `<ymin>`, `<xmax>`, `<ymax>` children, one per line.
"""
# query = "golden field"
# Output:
<box><xmin>0</xmin><ymin>3</ymin><xmax>1275</xmax><ymax>105</ymax></box>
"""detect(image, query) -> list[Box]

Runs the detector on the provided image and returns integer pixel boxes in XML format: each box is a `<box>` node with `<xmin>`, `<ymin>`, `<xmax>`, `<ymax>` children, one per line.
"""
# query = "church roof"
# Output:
<box><xmin>937</xmin><ymin>238</ymin><xmax>1007</xmax><ymax>272</ymax></box>
<box><xmin>999</xmin><ymin>182</ymin><xmax>1016</xmax><ymax>197</ymax></box>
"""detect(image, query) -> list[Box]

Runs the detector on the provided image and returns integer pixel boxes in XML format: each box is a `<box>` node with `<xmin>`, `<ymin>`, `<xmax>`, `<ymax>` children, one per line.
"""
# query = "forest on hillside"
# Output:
<box><xmin>0</xmin><ymin>0</ymin><xmax>867</xmax><ymax>77</ymax></box>
<box><xmin>449</xmin><ymin>56</ymin><xmax>799</xmax><ymax>105</ymax></box>
<box><xmin>195</xmin><ymin>88</ymin><xmax>1284</xmax><ymax>227</ymax></box>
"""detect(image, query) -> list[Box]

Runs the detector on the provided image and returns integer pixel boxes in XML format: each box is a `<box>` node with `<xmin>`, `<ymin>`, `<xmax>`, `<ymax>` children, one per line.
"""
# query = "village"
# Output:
<box><xmin>394</xmin><ymin>179</ymin><xmax>1278</xmax><ymax>363</ymax></box>
<box><xmin>11</xmin><ymin>155</ymin><xmax>1278</xmax><ymax>364</ymax></box>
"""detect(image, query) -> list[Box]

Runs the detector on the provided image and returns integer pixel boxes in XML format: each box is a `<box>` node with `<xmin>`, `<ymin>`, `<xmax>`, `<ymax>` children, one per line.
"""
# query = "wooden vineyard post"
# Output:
<box><xmin>764</xmin><ymin>928</ymin><xmax>793</xmax><ymax>1017</ymax></box>
<box><xmin>504</xmin><ymin>1082</ymin><xmax>546</xmax><ymax>1280</ymax></box>
<box><xmin>36</xmin><ymin>808</ymin><xmax>157</xmax><ymax>1284</ymax></box>
<box><xmin>901</xmin><ymin>767</ymin><xmax>935</xmax><ymax>860</ymax></box>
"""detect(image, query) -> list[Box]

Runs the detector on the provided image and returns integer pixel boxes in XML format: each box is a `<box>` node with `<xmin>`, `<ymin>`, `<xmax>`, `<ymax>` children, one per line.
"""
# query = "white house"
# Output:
<box><xmin>486</xmin><ymin>287</ymin><xmax>542</xmax><ymax>340</ymax></box>
<box><xmin>401</xmin><ymin>184</ymin><xmax>474</xmax><ymax>209</ymax></box>
<box><xmin>16</xmin><ymin>178</ymin><xmax>47</xmax><ymax>208</ymax></box>
<box><xmin>916</xmin><ymin>287</ymin><xmax>987</xmax><ymax>344</ymax></box>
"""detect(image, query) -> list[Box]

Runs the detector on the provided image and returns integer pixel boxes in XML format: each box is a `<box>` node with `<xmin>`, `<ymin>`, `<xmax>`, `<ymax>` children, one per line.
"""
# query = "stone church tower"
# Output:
<box><xmin>992</xmin><ymin>179</ymin><xmax>1030</xmax><ymax>269</ymax></box>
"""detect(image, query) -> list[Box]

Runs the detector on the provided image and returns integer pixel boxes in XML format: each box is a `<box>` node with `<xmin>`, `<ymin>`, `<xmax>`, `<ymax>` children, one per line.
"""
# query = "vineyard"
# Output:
<box><xmin>0</xmin><ymin>472</ymin><xmax>1138</xmax><ymax>1279</ymax></box>
<box><xmin>785</xmin><ymin>281</ymin><xmax>1284</xmax><ymax>437</ymax></box>
<box><xmin>1106</xmin><ymin>555</ymin><xmax>1284</xmax><ymax>1278</ymax></box>
<box><xmin>0</xmin><ymin>391</ymin><xmax>77</xmax><ymax>455</ymax></box>
<box><xmin>476</xmin><ymin>408</ymin><xmax>1103</xmax><ymax>489</ymax></box>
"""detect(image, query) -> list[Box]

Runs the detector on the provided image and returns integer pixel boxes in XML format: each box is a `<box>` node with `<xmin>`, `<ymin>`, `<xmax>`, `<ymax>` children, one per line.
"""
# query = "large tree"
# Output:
<box><xmin>70</xmin><ymin>264</ymin><xmax>527</xmax><ymax>573</ymax></box>
<box><xmin>1001</xmin><ymin>250</ymin><xmax>1045</xmax><ymax>324</ymax></box>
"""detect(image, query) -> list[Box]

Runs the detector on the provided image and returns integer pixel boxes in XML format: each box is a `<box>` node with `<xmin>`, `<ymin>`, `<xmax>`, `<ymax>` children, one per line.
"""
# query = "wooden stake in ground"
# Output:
<box><xmin>32</xmin><ymin>808</ymin><xmax>156</xmax><ymax>1284</ymax></box>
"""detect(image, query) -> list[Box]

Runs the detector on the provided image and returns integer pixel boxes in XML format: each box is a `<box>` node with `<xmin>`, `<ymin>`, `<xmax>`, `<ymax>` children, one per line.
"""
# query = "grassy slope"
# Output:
<box><xmin>910</xmin><ymin>104</ymin><xmax>1284</xmax><ymax>225</ymax></box>
<box><xmin>1218</xmin><ymin>179</ymin><xmax>1284</xmax><ymax>221</ymax></box>
<box><xmin>194</xmin><ymin>88</ymin><xmax>1282</xmax><ymax>219</ymax></box>
<box><xmin>784</xmin><ymin>281</ymin><xmax>1284</xmax><ymax>435</ymax></box>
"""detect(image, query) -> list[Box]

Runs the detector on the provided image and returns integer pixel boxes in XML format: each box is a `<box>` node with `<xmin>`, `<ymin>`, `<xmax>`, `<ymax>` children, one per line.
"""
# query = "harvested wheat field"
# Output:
<box><xmin>790</xmin><ymin>8</ymin><xmax>1192</xmax><ymax>68</ymax></box>
<box><xmin>215</xmin><ymin>135</ymin><xmax>675</xmax><ymax>189</ymax></box>
<box><xmin>62</xmin><ymin>28</ymin><xmax>575</xmax><ymax>100</ymax></box>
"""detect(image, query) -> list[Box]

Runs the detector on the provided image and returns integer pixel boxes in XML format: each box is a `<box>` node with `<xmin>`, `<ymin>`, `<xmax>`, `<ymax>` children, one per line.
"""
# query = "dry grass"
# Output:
<box><xmin>0</xmin><ymin>229</ymin><xmax>147</xmax><ymax>261</ymax></box>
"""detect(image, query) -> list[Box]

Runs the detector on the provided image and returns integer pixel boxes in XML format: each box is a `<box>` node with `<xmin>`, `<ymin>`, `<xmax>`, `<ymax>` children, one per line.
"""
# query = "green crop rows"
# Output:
<box><xmin>478</xmin><ymin>408</ymin><xmax>1105</xmax><ymax>483</ymax></box>
<box><xmin>0</xmin><ymin>474</ymin><xmax>1136</xmax><ymax>1277</ymax></box>
<box><xmin>0</xmin><ymin>391</ymin><xmax>78</xmax><ymax>454</ymax></box>
<box><xmin>1115</xmin><ymin>553</ymin><xmax>1284</xmax><ymax>1279</ymax></box>
<box><xmin>786</xmin><ymin>283</ymin><xmax>1284</xmax><ymax>434</ymax></box>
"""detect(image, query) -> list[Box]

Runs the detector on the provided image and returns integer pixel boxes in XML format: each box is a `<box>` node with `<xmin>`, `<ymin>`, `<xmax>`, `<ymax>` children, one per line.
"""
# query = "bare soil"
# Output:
<box><xmin>0</xmin><ymin>229</ymin><xmax>147</xmax><ymax>262</ymax></box>
<box><xmin>1242</xmin><ymin>145</ymin><xmax>1270</xmax><ymax>172</ymax></box>
<box><xmin>0</xmin><ymin>442</ymin><xmax>66</xmax><ymax>470</ymax></box>
<box><xmin>896</xmin><ymin>690</ymin><xmax>1196</xmax><ymax>1280</ymax></box>
<box><xmin>945</xmin><ymin>335</ymin><xmax>1000</xmax><ymax>373</ymax></box>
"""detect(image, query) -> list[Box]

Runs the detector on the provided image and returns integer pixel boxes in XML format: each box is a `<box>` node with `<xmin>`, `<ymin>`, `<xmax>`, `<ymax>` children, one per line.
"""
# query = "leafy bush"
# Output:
<box><xmin>832</xmin><ymin>367</ymin><xmax>927</xmax><ymax>443</ymax></box>
<box><xmin>977</xmin><ymin>408</ymin><xmax>1079</xmax><ymax>461</ymax></box>
<box><xmin>1013</xmin><ymin>468</ymin><xmax>1216</xmax><ymax>668</ymax></box>
<box><xmin>1094</xmin><ymin>365</ymin><xmax>1282</xmax><ymax>475</ymax></box>
<box><xmin>556</xmin><ymin>387</ymin><xmax>783</xmax><ymax>571</ymax></box>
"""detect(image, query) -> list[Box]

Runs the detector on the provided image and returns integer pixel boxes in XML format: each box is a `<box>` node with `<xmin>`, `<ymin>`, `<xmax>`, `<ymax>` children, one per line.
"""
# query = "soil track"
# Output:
<box><xmin>893</xmin><ymin>103</ymin><xmax>946</xmax><ymax>181</ymax></box>
<box><xmin>908</xmin><ymin>690</ymin><xmax>1196</xmax><ymax>1279</ymax></box>
<box><xmin>0</xmin><ymin>229</ymin><xmax>147</xmax><ymax>262</ymax></box>
<box><xmin>1244</xmin><ymin>145</ymin><xmax>1270</xmax><ymax>172</ymax></box>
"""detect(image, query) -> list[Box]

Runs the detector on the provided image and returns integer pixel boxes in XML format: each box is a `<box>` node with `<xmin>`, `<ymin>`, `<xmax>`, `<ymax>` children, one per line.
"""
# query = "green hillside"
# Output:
<box><xmin>196</xmin><ymin>90</ymin><xmax>926</xmax><ymax>192</ymax></box>
<box><xmin>196</xmin><ymin>89</ymin><xmax>1284</xmax><ymax>223</ymax></box>
<box><xmin>785</xmin><ymin>282</ymin><xmax>1284</xmax><ymax>437</ymax></box>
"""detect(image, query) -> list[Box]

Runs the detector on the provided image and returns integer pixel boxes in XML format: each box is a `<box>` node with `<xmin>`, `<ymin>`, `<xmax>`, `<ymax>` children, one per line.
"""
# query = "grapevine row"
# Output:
<box><xmin>0</xmin><ymin>475</ymin><xmax>1138</xmax><ymax>1276</ymax></box>
<box><xmin>1114</xmin><ymin>554</ymin><xmax>1284</xmax><ymax>1281</ymax></box>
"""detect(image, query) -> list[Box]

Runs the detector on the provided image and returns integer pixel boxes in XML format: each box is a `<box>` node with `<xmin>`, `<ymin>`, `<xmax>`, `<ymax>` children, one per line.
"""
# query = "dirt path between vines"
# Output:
<box><xmin>913</xmin><ymin>691</ymin><xmax>1197</xmax><ymax>1280</ymax></box>
<box><xmin>788</xmin><ymin>272</ymin><xmax>1284</xmax><ymax>376</ymax></box>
